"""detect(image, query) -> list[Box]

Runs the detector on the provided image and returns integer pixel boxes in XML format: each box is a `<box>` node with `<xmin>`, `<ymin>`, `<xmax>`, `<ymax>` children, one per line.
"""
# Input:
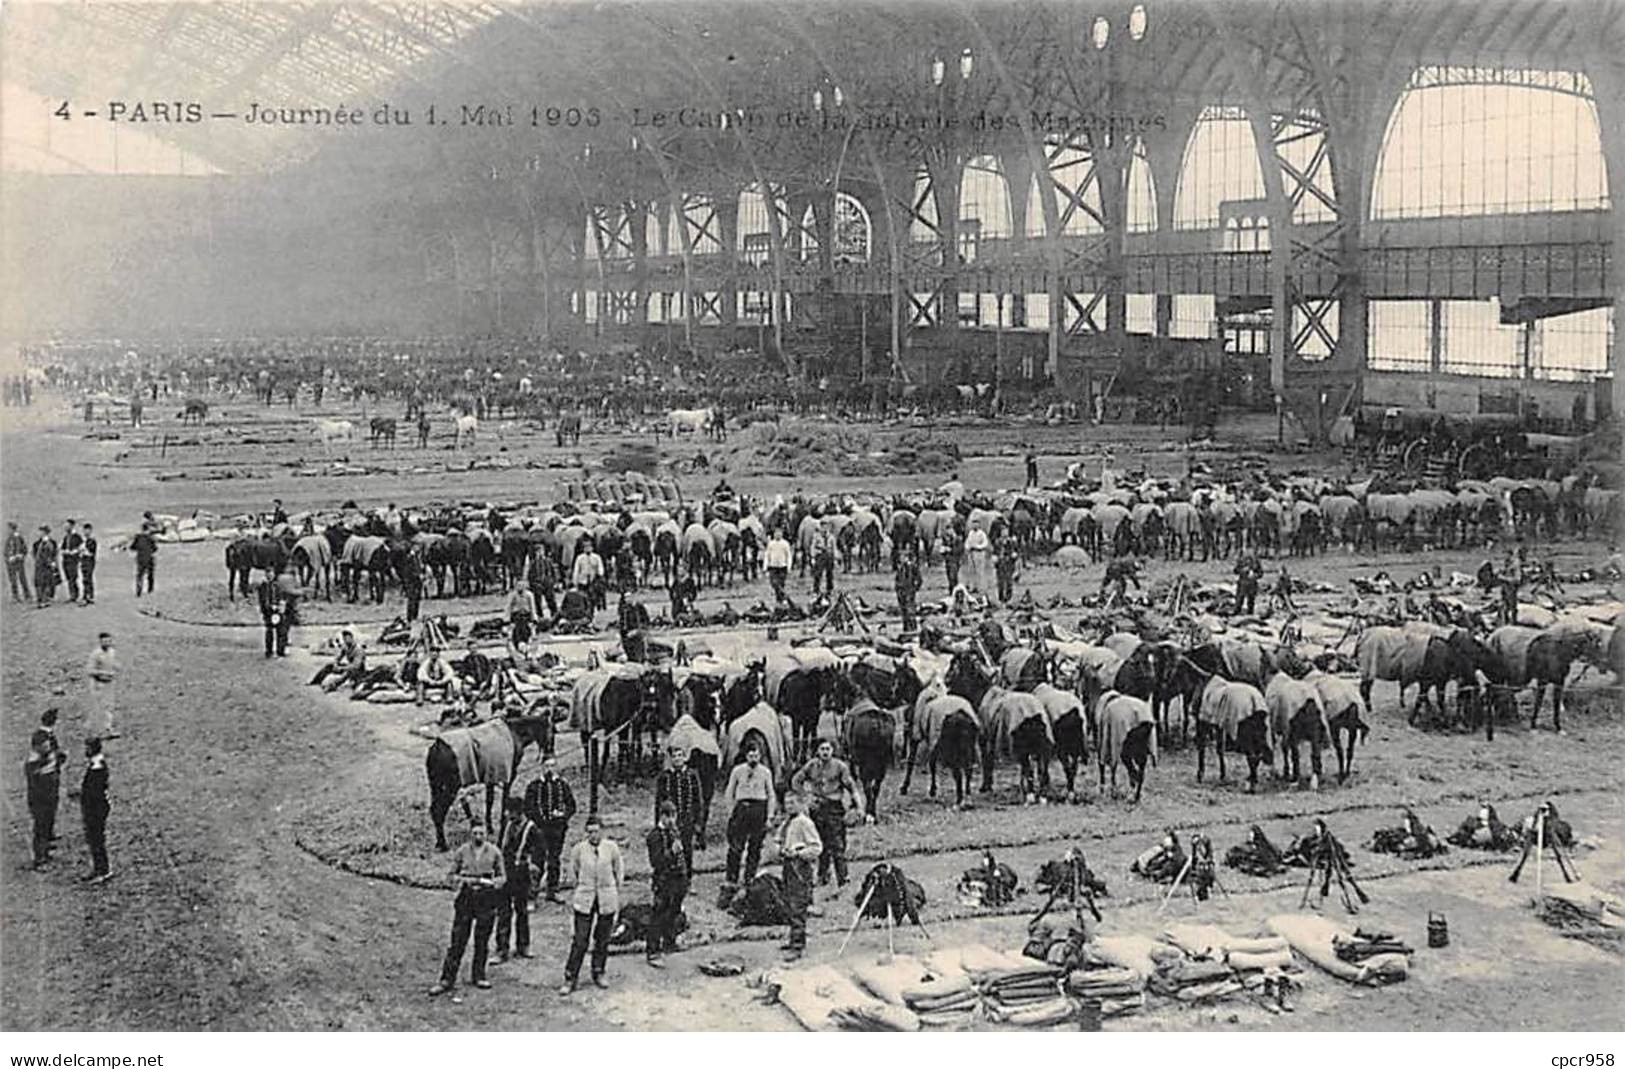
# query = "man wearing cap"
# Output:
<box><xmin>894</xmin><ymin>548</ymin><xmax>922</xmax><ymax>631</ymax></box>
<box><xmin>559</xmin><ymin>814</ymin><xmax>623</xmax><ymax>995</ymax></box>
<box><xmin>32</xmin><ymin>524</ymin><xmax>58</xmax><ymax>608</ymax></box>
<box><xmin>428</xmin><ymin>822</ymin><xmax>505</xmax><ymax>996</ymax></box>
<box><xmin>494</xmin><ymin>796</ymin><xmax>540</xmax><ymax>963</ymax></box>
<box><xmin>524</xmin><ymin>754</ymin><xmax>577</xmax><ymax>902</ymax></box>
<box><xmin>77</xmin><ymin>737</ymin><xmax>112</xmax><ymax>883</ymax></box>
<box><xmin>60</xmin><ymin>520</ymin><xmax>83</xmax><ymax>605</ymax></box>
<box><xmin>257</xmin><ymin>571</ymin><xmax>294</xmax><ymax>658</ymax></box>
<box><xmin>78</xmin><ymin>523</ymin><xmax>98</xmax><ymax>605</ymax></box>
<box><xmin>777</xmin><ymin>792</ymin><xmax>823</xmax><ymax>960</ymax></box>
<box><xmin>86</xmin><ymin>632</ymin><xmax>120</xmax><ymax>740</ymax></box>
<box><xmin>24</xmin><ymin>725</ymin><xmax>65</xmax><ymax>869</ymax></box>
<box><xmin>5</xmin><ymin>521</ymin><xmax>30</xmax><ymax>603</ymax></box>
<box><xmin>654</xmin><ymin>746</ymin><xmax>705</xmax><ymax>872</ymax></box>
<box><xmin>645</xmin><ymin>800</ymin><xmax>688</xmax><ymax>967</ymax></box>
<box><xmin>131</xmin><ymin>521</ymin><xmax>158</xmax><ymax>597</ymax></box>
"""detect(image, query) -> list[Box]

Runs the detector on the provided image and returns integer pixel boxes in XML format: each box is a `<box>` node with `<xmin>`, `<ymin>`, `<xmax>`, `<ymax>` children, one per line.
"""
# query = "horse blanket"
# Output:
<box><xmin>1201</xmin><ymin>677</ymin><xmax>1271</xmax><ymax>746</ymax></box>
<box><xmin>1052</xmin><ymin>642</ymin><xmax>1123</xmax><ymax>691</ymax></box>
<box><xmin>1356</xmin><ymin>626</ymin><xmax>1429</xmax><ymax>684</ymax></box>
<box><xmin>339</xmin><ymin>534</ymin><xmax>385</xmax><ymax>570</ymax></box>
<box><xmin>764</xmin><ymin>647</ymin><xmax>841</xmax><ymax>706</ymax></box>
<box><xmin>1487</xmin><ymin>625</ymin><xmax>1544</xmax><ymax>683</ymax></box>
<box><xmin>722</xmin><ymin>701</ymin><xmax>792</xmax><ymax>779</ymax></box>
<box><xmin>568</xmin><ymin>663</ymin><xmax>648</xmax><ymax>732</ymax></box>
<box><xmin>1096</xmin><ymin>692</ymin><xmax>1158</xmax><ymax>765</ymax></box>
<box><xmin>1102</xmin><ymin>632</ymin><xmax>1142</xmax><ymax>660</ymax></box>
<box><xmin>1268</xmin><ymin>914</ymin><xmax>1407</xmax><ymax>986</ymax></box>
<box><xmin>440</xmin><ymin>718</ymin><xmax>515</xmax><ymax>788</ymax></box>
<box><xmin>293</xmin><ymin>534</ymin><xmax>333</xmax><ymax>573</ymax></box>
<box><xmin>667</xmin><ymin>713</ymin><xmax>722</xmax><ymax>759</ymax></box>
<box><xmin>1264</xmin><ymin>673</ymin><xmax>1326</xmax><ymax>741</ymax></box>
<box><xmin>985</xmin><ymin>687</ymin><xmax>1051</xmax><ymax>760</ymax></box>
<box><xmin>912</xmin><ymin>691</ymin><xmax>978</xmax><ymax>758</ymax></box>
<box><xmin>1307</xmin><ymin>671</ymin><xmax>1364</xmax><ymax>718</ymax></box>
<box><xmin>1218</xmin><ymin>637</ymin><xmax>1268</xmax><ymax>686</ymax></box>
<box><xmin>1031</xmin><ymin>683</ymin><xmax>1084</xmax><ymax>725</ymax></box>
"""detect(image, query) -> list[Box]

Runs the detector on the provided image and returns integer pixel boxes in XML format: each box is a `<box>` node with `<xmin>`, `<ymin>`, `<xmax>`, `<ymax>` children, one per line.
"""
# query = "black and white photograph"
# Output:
<box><xmin>1</xmin><ymin>0</ymin><xmax>1622</xmax><ymax>1050</ymax></box>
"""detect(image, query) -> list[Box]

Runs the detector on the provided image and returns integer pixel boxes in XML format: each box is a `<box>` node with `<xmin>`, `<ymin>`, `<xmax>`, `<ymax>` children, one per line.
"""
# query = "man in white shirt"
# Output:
<box><xmin>559</xmin><ymin>815</ymin><xmax>623</xmax><ymax>995</ymax></box>
<box><xmin>85</xmin><ymin>632</ymin><xmax>119</xmax><ymax>740</ymax></box>
<box><xmin>572</xmin><ymin>543</ymin><xmax>606</xmax><ymax>611</ymax></box>
<box><xmin>763</xmin><ymin>532</ymin><xmax>792</xmax><ymax>604</ymax></box>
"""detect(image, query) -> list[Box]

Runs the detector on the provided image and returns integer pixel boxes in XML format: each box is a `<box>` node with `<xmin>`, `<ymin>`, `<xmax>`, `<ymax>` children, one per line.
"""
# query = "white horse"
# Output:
<box><xmin>314</xmin><ymin>419</ymin><xmax>356</xmax><ymax>454</ymax></box>
<box><xmin>668</xmin><ymin>407</ymin><xmax>713</xmax><ymax>436</ymax></box>
<box><xmin>454</xmin><ymin>413</ymin><xmax>478</xmax><ymax>448</ymax></box>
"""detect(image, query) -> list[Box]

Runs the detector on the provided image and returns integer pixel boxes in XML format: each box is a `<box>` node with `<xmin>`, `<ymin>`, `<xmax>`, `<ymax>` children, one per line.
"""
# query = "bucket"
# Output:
<box><xmin>1076</xmin><ymin>997</ymin><xmax>1102</xmax><ymax>1031</ymax></box>
<box><xmin>1427</xmin><ymin>911</ymin><xmax>1449</xmax><ymax>948</ymax></box>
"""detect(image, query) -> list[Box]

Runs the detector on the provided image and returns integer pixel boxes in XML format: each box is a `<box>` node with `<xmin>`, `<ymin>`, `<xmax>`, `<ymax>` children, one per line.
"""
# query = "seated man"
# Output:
<box><xmin>557</xmin><ymin>585</ymin><xmax>594</xmax><ymax>632</ymax></box>
<box><xmin>351</xmin><ymin>647</ymin><xmax>420</xmax><ymax>701</ymax></box>
<box><xmin>311</xmin><ymin>627</ymin><xmax>364</xmax><ymax>690</ymax></box>
<box><xmin>416</xmin><ymin>647</ymin><xmax>462</xmax><ymax>706</ymax></box>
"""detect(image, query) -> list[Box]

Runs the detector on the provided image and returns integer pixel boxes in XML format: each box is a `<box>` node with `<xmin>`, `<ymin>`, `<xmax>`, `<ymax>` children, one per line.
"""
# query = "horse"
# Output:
<box><xmin>985</xmin><ymin>687</ymin><xmax>1053</xmax><ymax>803</ymax></box>
<box><xmin>225</xmin><ymin>536</ymin><xmax>288</xmax><ymax>600</ymax></box>
<box><xmin>653</xmin><ymin>521</ymin><xmax>681</xmax><ymax>588</ymax></box>
<box><xmin>570</xmin><ymin>665</ymin><xmax>678</xmax><ymax>781</ymax></box>
<box><xmin>422</xmin><ymin>530</ymin><xmax>471</xmax><ymax>597</ymax></box>
<box><xmin>1115</xmin><ymin>641</ymin><xmax>1185</xmax><ymax>747</ymax></box>
<box><xmin>425</xmin><ymin>716</ymin><xmax>554</xmax><ymax>850</ymax></box>
<box><xmin>1356</xmin><ymin>624</ymin><xmax>1483</xmax><ymax>726</ymax></box>
<box><xmin>454</xmin><ymin>413</ymin><xmax>478</xmax><ymax>448</ymax></box>
<box><xmin>843</xmin><ymin>698</ymin><xmax>898</xmax><ymax>823</ymax></box>
<box><xmin>556</xmin><ymin>412</ymin><xmax>582</xmax><ymax>447</ymax></box>
<box><xmin>681</xmin><ymin>522</ymin><xmax>715</xmax><ymax>588</ymax></box>
<box><xmin>177</xmin><ymin>399</ymin><xmax>209</xmax><ymax>424</ymax></box>
<box><xmin>669</xmin><ymin>407</ymin><xmax>714</xmax><ymax>437</ymax></box>
<box><xmin>1265</xmin><ymin>672</ymin><xmax>1328</xmax><ymax>789</ymax></box>
<box><xmin>368</xmin><ymin>417</ymin><xmax>396</xmax><ymax>447</ymax></box>
<box><xmin>768</xmin><ymin>652</ymin><xmax>846</xmax><ymax>765</ymax></box>
<box><xmin>1486</xmin><ymin>626</ymin><xmax>1604</xmax><ymax>735</ymax></box>
<box><xmin>338</xmin><ymin>534</ymin><xmax>389</xmax><ymax>603</ymax></box>
<box><xmin>290</xmin><ymin>533</ymin><xmax>335</xmax><ymax>600</ymax></box>
<box><xmin>900</xmin><ymin>688</ymin><xmax>981</xmax><ymax>807</ymax></box>
<box><xmin>1307</xmin><ymin>670</ymin><xmax>1368</xmax><ymax>782</ymax></box>
<box><xmin>1032</xmin><ymin>682</ymin><xmax>1088</xmax><ymax>801</ymax></box>
<box><xmin>1095</xmin><ymin>690</ymin><xmax>1156</xmax><ymax>803</ymax></box>
<box><xmin>1194</xmin><ymin>675</ymin><xmax>1272</xmax><ymax>792</ymax></box>
<box><xmin>314</xmin><ymin>418</ymin><xmax>357</xmax><ymax>455</ymax></box>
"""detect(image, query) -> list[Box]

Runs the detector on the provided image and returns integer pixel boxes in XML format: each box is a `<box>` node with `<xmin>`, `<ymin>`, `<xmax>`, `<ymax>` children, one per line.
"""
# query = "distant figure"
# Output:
<box><xmin>131</xmin><ymin>522</ymin><xmax>158</xmax><ymax>597</ymax></box>
<box><xmin>24</xmin><ymin>726</ymin><xmax>64</xmax><ymax>870</ymax></box>
<box><xmin>6</xmin><ymin>521</ymin><xmax>30</xmax><ymax>603</ymax></box>
<box><xmin>78</xmin><ymin>737</ymin><xmax>112</xmax><ymax>883</ymax></box>
<box><xmin>1024</xmin><ymin>452</ymin><xmax>1039</xmax><ymax>490</ymax></box>
<box><xmin>85</xmin><ymin>632</ymin><xmax>119</xmax><ymax>740</ymax></box>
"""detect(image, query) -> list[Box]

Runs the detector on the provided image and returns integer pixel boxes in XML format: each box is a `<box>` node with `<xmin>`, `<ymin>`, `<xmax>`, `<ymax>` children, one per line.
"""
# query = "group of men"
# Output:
<box><xmin>23</xmin><ymin>632</ymin><xmax>120</xmax><ymax>883</ymax></box>
<box><xmin>7</xmin><ymin>519</ymin><xmax>100</xmax><ymax>607</ymax></box>
<box><xmin>429</xmin><ymin>735</ymin><xmax>860</xmax><ymax>997</ymax></box>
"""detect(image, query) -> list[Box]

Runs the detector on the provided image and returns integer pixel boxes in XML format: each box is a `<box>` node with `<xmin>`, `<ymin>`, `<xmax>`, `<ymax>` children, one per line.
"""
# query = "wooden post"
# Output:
<box><xmin>589</xmin><ymin>731</ymin><xmax>601</xmax><ymax>816</ymax></box>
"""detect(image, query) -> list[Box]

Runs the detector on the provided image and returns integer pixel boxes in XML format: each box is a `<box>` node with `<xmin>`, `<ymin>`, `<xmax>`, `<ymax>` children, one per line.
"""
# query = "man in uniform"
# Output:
<box><xmin>59</xmin><ymin>520</ymin><xmax>82</xmax><ymax>605</ymax></box>
<box><xmin>398</xmin><ymin>549</ymin><xmax>424</xmax><ymax>624</ymax></box>
<box><xmin>528</xmin><ymin>545</ymin><xmax>560</xmax><ymax>619</ymax></box>
<box><xmin>24</xmin><ymin>725</ymin><xmax>64</xmax><ymax>870</ymax></box>
<box><xmin>1234</xmin><ymin>553</ymin><xmax>1262</xmax><ymax>615</ymax></box>
<box><xmin>654</xmin><ymin>746</ymin><xmax>705</xmax><ymax>870</ymax></box>
<box><xmin>78</xmin><ymin>523</ymin><xmax>98</xmax><ymax>605</ymax></box>
<box><xmin>257</xmin><ymin>571</ymin><xmax>295</xmax><ymax>657</ymax></box>
<box><xmin>6</xmin><ymin>521</ymin><xmax>30</xmax><ymax>603</ymax></box>
<box><xmin>1101</xmin><ymin>556</ymin><xmax>1142</xmax><ymax>607</ymax></box>
<box><xmin>644</xmin><ymin>800</ymin><xmax>688</xmax><ymax>968</ymax></box>
<box><xmin>131</xmin><ymin>521</ymin><xmax>158</xmax><ymax>597</ymax></box>
<box><xmin>428</xmin><ymin>822</ymin><xmax>505</xmax><ymax>996</ymax></box>
<box><xmin>994</xmin><ymin>535</ymin><xmax>1020</xmax><ymax>604</ymax></box>
<box><xmin>1024</xmin><ymin>452</ymin><xmax>1039</xmax><ymax>489</ymax></box>
<box><xmin>86</xmin><ymin>631</ymin><xmax>119</xmax><ymax>740</ymax></box>
<box><xmin>778</xmin><ymin>792</ymin><xmax>823</xmax><ymax>960</ymax></box>
<box><xmin>32</xmin><ymin>524</ymin><xmax>58</xmax><ymax>608</ymax></box>
<box><xmin>523</xmin><ymin>755</ymin><xmax>576</xmax><ymax>902</ymax></box>
<box><xmin>895</xmin><ymin>548</ymin><xmax>922</xmax><ymax>632</ymax></box>
<box><xmin>720</xmin><ymin>743</ymin><xmax>775</xmax><ymax>905</ymax></box>
<box><xmin>810</xmin><ymin>523</ymin><xmax>837</xmax><ymax>599</ymax></box>
<box><xmin>78</xmin><ymin>737</ymin><xmax>112</xmax><ymax>883</ymax></box>
<box><xmin>494</xmin><ymin>796</ymin><xmax>539</xmax><ymax>962</ymax></box>
<box><xmin>940</xmin><ymin>522</ymin><xmax>964</xmax><ymax>592</ymax></box>
<box><xmin>791</xmin><ymin>739</ymin><xmax>859</xmax><ymax>890</ymax></box>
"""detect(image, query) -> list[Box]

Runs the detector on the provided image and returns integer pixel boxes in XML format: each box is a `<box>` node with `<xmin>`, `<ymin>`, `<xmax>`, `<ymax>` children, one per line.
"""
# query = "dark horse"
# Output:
<box><xmin>843</xmin><ymin>697</ymin><xmax>897</xmax><ymax>822</ymax></box>
<box><xmin>425</xmin><ymin>715</ymin><xmax>554</xmax><ymax>851</ymax></box>
<box><xmin>226</xmin><ymin>536</ymin><xmax>288</xmax><ymax>600</ymax></box>
<box><xmin>576</xmin><ymin>666</ymin><xmax>679</xmax><ymax>782</ymax></box>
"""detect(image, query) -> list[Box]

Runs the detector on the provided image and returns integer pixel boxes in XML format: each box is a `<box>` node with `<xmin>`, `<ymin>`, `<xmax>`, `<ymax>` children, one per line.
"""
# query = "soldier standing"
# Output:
<box><xmin>32</xmin><ymin>524</ymin><xmax>58</xmax><ymax>607</ymax></box>
<box><xmin>59</xmin><ymin>520</ymin><xmax>82</xmax><ymax>604</ymax></box>
<box><xmin>5</xmin><ymin>521</ymin><xmax>30</xmax><ymax>603</ymax></box>
<box><xmin>78</xmin><ymin>523</ymin><xmax>98</xmax><ymax>605</ymax></box>
<box><xmin>895</xmin><ymin>549</ymin><xmax>922</xmax><ymax>632</ymax></box>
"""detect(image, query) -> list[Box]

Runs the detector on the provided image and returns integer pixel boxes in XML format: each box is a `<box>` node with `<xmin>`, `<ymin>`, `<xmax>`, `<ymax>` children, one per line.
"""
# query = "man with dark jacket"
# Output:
<box><xmin>894</xmin><ymin>550</ymin><xmax>923</xmax><ymax>631</ymax></box>
<box><xmin>528</xmin><ymin>547</ymin><xmax>560</xmax><ymax>619</ymax></box>
<box><xmin>60</xmin><ymin>520</ymin><xmax>82</xmax><ymax>604</ymax></box>
<box><xmin>523</xmin><ymin>755</ymin><xmax>577</xmax><ymax>901</ymax></box>
<box><xmin>131</xmin><ymin>523</ymin><xmax>158</xmax><ymax>596</ymax></box>
<box><xmin>654</xmin><ymin>746</ymin><xmax>706</xmax><ymax>870</ymax></box>
<box><xmin>78</xmin><ymin>737</ymin><xmax>111</xmax><ymax>882</ymax></box>
<box><xmin>257</xmin><ymin>572</ymin><xmax>295</xmax><ymax>657</ymax></box>
<box><xmin>494</xmin><ymin>797</ymin><xmax>539</xmax><ymax>961</ymax></box>
<box><xmin>644</xmin><ymin>801</ymin><xmax>688</xmax><ymax>967</ymax></box>
<box><xmin>1234</xmin><ymin>553</ymin><xmax>1262</xmax><ymax>615</ymax></box>
<box><xmin>32</xmin><ymin>525</ymin><xmax>58</xmax><ymax>607</ymax></box>
<box><xmin>78</xmin><ymin>523</ymin><xmax>98</xmax><ymax>605</ymax></box>
<box><xmin>24</xmin><ymin>728</ymin><xmax>64</xmax><ymax>870</ymax></box>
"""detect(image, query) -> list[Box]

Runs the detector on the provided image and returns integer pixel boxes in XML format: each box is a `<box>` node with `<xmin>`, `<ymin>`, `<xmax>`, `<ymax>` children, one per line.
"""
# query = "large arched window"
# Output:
<box><xmin>1027</xmin><ymin>141</ymin><xmax>1104</xmax><ymax>238</ymax></box>
<box><xmin>1372</xmin><ymin>67</ymin><xmax>1609</xmax><ymax>219</ymax></box>
<box><xmin>801</xmin><ymin>193</ymin><xmax>872</xmax><ymax>263</ymax></box>
<box><xmin>1174</xmin><ymin>106</ymin><xmax>1265</xmax><ymax>229</ymax></box>
<box><xmin>1126</xmin><ymin>138</ymin><xmax>1157</xmax><ymax>233</ymax></box>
